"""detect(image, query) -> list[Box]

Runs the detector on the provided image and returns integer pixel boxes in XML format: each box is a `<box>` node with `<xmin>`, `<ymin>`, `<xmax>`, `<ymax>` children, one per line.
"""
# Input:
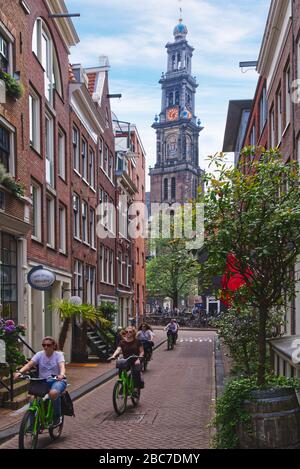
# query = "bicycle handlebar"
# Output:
<box><xmin>18</xmin><ymin>374</ymin><xmax>63</xmax><ymax>381</ymax></box>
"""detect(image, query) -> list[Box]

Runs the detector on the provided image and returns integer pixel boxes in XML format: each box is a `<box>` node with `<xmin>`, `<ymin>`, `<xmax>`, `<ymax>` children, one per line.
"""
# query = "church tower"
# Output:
<box><xmin>150</xmin><ymin>17</ymin><xmax>204</xmax><ymax>205</ymax></box>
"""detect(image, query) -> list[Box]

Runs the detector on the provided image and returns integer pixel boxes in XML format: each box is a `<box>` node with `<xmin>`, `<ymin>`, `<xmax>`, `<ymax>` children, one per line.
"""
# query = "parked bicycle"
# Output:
<box><xmin>18</xmin><ymin>375</ymin><xmax>65</xmax><ymax>449</ymax></box>
<box><xmin>112</xmin><ymin>355</ymin><xmax>144</xmax><ymax>415</ymax></box>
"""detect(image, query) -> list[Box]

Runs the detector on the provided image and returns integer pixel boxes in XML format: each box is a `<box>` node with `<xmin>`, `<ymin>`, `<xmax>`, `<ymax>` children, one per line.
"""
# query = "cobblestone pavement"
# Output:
<box><xmin>1</xmin><ymin>330</ymin><xmax>216</xmax><ymax>450</ymax></box>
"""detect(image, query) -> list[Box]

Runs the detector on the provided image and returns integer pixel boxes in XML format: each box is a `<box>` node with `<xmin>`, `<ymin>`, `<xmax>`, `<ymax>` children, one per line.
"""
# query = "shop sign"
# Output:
<box><xmin>28</xmin><ymin>266</ymin><xmax>56</xmax><ymax>291</ymax></box>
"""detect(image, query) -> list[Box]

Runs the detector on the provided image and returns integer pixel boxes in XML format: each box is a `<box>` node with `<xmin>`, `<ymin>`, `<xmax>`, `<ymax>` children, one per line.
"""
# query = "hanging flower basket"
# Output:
<box><xmin>0</xmin><ymin>320</ymin><xmax>27</xmax><ymax>372</ymax></box>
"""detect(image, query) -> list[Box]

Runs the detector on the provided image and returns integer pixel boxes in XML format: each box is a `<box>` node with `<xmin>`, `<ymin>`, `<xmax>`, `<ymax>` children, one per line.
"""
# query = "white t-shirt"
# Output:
<box><xmin>31</xmin><ymin>351</ymin><xmax>65</xmax><ymax>379</ymax></box>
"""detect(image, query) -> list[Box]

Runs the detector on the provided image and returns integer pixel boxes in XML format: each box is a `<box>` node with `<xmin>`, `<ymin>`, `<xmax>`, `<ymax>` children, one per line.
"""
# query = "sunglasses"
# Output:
<box><xmin>125</xmin><ymin>331</ymin><xmax>133</xmax><ymax>334</ymax></box>
<box><xmin>42</xmin><ymin>343</ymin><xmax>53</xmax><ymax>348</ymax></box>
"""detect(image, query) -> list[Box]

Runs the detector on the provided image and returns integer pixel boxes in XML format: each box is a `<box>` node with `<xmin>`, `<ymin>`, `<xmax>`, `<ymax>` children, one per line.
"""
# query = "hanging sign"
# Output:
<box><xmin>27</xmin><ymin>266</ymin><xmax>56</xmax><ymax>291</ymax></box>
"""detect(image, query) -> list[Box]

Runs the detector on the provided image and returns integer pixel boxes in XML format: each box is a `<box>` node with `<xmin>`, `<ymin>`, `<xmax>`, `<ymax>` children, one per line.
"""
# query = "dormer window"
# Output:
<box><xmin>32</xmin><ymin>18</ymin><xmax>62</xmax><ymax>104</ymax></box>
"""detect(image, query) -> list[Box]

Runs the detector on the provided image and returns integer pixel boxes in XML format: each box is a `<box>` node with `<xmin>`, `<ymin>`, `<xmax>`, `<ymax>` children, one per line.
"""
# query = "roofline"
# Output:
<box><xmin>44</xmin><ymin>0</ymin><xmax>80</xmax><ymax>49</ymax></box>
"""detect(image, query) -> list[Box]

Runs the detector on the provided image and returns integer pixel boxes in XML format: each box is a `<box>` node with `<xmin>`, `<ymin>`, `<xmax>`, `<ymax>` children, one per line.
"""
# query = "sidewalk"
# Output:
<box><xmin>0</xmin><ymin>330</ymin><xmax>166</xmax><ymax>444</ymax></box>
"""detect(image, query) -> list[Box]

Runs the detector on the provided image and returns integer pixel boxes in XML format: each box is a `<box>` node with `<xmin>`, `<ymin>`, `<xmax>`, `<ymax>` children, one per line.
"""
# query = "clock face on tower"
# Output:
<box><xmin>167</xmin><ymin>107</ymin><xmax>179</xmax><ymax>121</ymax></box>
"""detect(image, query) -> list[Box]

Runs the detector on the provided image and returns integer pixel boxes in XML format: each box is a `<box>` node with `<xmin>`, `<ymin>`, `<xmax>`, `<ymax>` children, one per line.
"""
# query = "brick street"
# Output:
<box><xmin>1</xmin><ymin>330</ymin><xmax>216</xmax><ymax>450</ymax></box>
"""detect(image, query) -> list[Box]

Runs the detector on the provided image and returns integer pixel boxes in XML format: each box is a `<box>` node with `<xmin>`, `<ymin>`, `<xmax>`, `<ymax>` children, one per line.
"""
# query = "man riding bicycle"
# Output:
<box><xmin>164</xmin><ymin>319</ymin><xmax>178</xmax><ymax>345</ymax></box>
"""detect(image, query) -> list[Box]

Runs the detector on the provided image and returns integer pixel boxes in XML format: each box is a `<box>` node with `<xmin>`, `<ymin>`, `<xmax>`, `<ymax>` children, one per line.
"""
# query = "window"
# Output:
<box><xmin>99</xmin><ymin>245</ymin><xmax>104</xmax><ymax>282</ymax></box>
<box><xmin>0</xmin><ymin>33</ymin><xmax>9</xmax><ymax>72</ymax></box>
<box><xmin>46</xmin><ymin>195</ymin><xmax>55</xmax><ymax>248</ymax></box>
<box><xmin>0</xmin><ymin>190</ymin><xmax>5</xmax><ymax>210</ymax></box>
<box><xmin>285</xmin><ymin>66</ymin><xmax>291</xmax><ymax>127</ymax></box>
<box><xmin>109</xmin><ymin>250</ymin><xmax>114</xmax><ymax>284</ymax></box>
<box><xmin>259</xmin><ymin>85</ymin><xmax>267</xmax><ymax>134</ymax></box>
<box><xmin>105</xmin><ymin>108</ymin><xmax>109</xmax><ymax>128</ymax></box>
<box><xmin>82</xmin><ymin>138</ymin><xmax>88</xmax><ymax>181</ymax></box>
<box><xmin>89</xmin><ymin>208</ymin><xmax>95</xmax><ymax>248</ymax></box>
<box><xmin>0</xmin><ymin>233</ymin><xmax>18</xmax><ymax>321</ymax></box>
<box><xmin>108</xmin><ymin>152</ymin><xmax>113</xmax><ymax>180</ymax></box>
<box><xmin>29</xmin><ymin>92</ymin><xmax>40</xmax><ymax>152</ymax></box>
<box><xmin>32</xmin><ymin>19</ymin><xmax>62</xmax><ymax>103</ymax></box>
<box><xmin>270</xmin><ymin>107</ymin><xmax>275</xmax><ymax>149</ymax></box>
<box><xmin>59</xmin><ymin>205</ymin><xmax>67</xmax><ymax>254</ymax></box>
<box><xmin>0</xmin><ymin>124</ymin><xmax>10</xmax><ymax>172</ymax></box>
<box><xmin>137</xmin><ymin>248</ymin><xmax>140</xmax><ymax>265</ymax></box>
<box><xmin>250</xmin><ymin>124</ymin><xmax>256</xmax><ymax>147</ymax></box>
<box><xmin>168</xmin><ymin>91</ymin><xmax>174</xmax><ymax>106</ymax></box>
<box><xmin>175</xmin><ymin>91</ymin><xmax>180</xmax><ymax>105</ymax></box>
<box><xmin>142</xmin><ymin>252</ymin><xmax>145</xmax><ymax>269</ymax></box>
<box><xmin>45</xmin><ymin>114</ymin><xmax>54</xmax><ymax>187</ymax></box>
<box><xmin>86</xmin><ymin>266</ymin><xmax>95</xmax><ymax>306</ymax></box>
<box><xmin>118</xmin><ymin>253</ymin><xmax>122</xmax><ymax>285</ymax></box>
<box><xmin>277</xmin><ymin>90</ymin><xmax>282</xmax><ymax>144</ymax></box>
<box><xmin>31</xmin><ymin>182</ymin><xmax>42</xmax><ymax>241</ymax></box>
<box><xmin>171</xmin><ymin>177</ymin><xmax>176</xmax><ymax>199</ymax></box>
<box><xmin>104</xmin><ymin>248</ymin><xmax>108</xmax><ymax>283</ymax></box>
<box><xmin>58</xmin><ymin>129</ymin><xmax>66</xmax><ymax>180</ymax></box>
<box><xmin>73</xmin><ymin>193</ymin><xmax>80</xmax><ymax>239</ymax></box>
<box><xmin>164</xmin><ymin>178</ymin><xmax>168</xmax><ymax>200</ymax></box>
<box><xmin>99</xmin><ymin>138</ymin><xmax>103</xmax><ymax>168</ymax></box>
<box><xmin>125</xmin><ymin>255</ymin><xmax>129</xmax><ymax>286</ymax></box>
<box><xmin>82</xmin><ymin>201</ymin><xmax>88</xmax><ymax>243</ymax></box>
<box><xmin>73</xmin><ymin>126</ymin><xmax>80</xmax><ymax>172</ymax></box>
<box><xmin>74</xmin><ymin>260</ymin><xmax>83</xmax><ymax>300</ymax></box>
<box><xmin>89</xmin><ymin>148</ymin><xmax>95</xmax><ymax>188</ymax></box>
<box><xmin>104</xmin><ymin>145</ymin><xmax>108</xmax><ymax>174</ymax></box>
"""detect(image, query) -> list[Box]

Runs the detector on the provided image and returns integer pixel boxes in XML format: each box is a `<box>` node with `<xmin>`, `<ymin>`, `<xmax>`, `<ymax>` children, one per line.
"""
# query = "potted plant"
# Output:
<box><xmin>0</xmin><ymin>319</ymin><xmax>27</xmax><ymax>375</ymax></box>
<box><xmin>0</xmin><ymin>70</ymin><xmax>24</xmax><ymax>100</ymax></box>
<box><xmin>0</xmin><ymin>163</ymin><xmax>25</xmax><ymax>198</ymax></box>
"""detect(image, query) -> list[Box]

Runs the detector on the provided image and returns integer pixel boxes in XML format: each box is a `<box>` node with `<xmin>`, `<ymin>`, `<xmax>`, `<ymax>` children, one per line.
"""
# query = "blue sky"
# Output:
<box><xmin>67</xmin><ymin>0</ymin><xmax>271</xmax><ymax>189</ymax></box>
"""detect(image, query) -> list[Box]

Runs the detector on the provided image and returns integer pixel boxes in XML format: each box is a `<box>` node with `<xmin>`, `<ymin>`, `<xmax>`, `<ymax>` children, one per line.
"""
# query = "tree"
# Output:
<box><xmin>200</xmin><ymin>148</ymin><xmax>300</xmax><ymax>385</ymax></box>
<box><xmin>147</xmin><ymin>237</ymin><xmax>200</xmax><ymax>308</ymax></box>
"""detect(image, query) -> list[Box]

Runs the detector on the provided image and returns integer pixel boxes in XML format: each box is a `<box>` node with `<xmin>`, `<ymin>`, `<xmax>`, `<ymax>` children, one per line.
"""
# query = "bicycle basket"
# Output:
<box><xmin>61</xmin><ymin>391</ymin><xmax>75</xmax><ymax>417</ymax></box>
<box><xmin>116</xmin><ymin>359</ymin><xmax>129</xmax><ymax>371</ymax></box>
<box><xmin>28</xmin><ymin>379</ymin><xmax>49</xmax><ymax>397</ymax></box>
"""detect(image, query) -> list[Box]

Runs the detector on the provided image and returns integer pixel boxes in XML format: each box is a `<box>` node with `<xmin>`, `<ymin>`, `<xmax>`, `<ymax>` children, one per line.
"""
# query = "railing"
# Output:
<box><xmin>0</xmin><ymin>335</ymin><xmax>36</xmax><ymax>403</ymax></box>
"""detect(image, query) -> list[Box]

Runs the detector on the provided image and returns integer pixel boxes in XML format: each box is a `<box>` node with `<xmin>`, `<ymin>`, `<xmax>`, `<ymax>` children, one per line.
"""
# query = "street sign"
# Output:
<box><xmin>27</xmin><ymin>266</ymin><xmax>56</xmax><ymax>291</ymax></box>
<box><xmin>69</xmin><ymin>296</ymin><xmax>82</xmax><ymax>306</ymax></box>
<box><xmin>0</xmin><ymin>340</ymin><xmax>6</xmax><ymax>364</ymax></box>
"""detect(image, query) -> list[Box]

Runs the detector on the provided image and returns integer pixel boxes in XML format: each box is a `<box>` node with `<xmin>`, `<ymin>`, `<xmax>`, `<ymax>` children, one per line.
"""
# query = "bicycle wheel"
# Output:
<box><xmin>19</xmin><ymin>410</ymin><xmax>40</xmax><ymax>449</ymax></box>
<box><xmin>113</xmin><ymin>380</ymin><xmax>127</xmax><ymax>415</ymax></box>
<box><xmin>49</xmin><ymin>415</ymin><xmax>64</xmax><ymax>441</ymax></box>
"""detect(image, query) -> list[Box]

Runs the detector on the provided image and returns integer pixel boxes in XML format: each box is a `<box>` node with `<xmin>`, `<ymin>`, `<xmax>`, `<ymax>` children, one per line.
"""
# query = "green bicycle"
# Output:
<box><xmin>18</xmin><ymin>375</ymin><xmax>65</xmax><ymax>449</ymax></box>
<box><xmin>112</xmin><ymin>355</ymin><xmax>143</xmax><ymax>416</ymax></box>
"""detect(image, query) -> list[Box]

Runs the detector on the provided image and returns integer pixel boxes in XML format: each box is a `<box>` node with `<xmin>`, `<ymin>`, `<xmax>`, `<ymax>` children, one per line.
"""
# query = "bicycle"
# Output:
<box><xmin>112</xmin><ymin>355</ymin><xmax>143</xmax><ymax>416</ymax></box>
<box><xmin>167</xmin><ymin>331</ymin><xmax>175</xmax><ymax>350</ymax></box>
<box><xmin>18</xmin><ymin>375</ymin><xmax>65</xmax><ymax>449</ymax></box>
<box><xmin>141</xmin><ymin>342</ymin><xmax>153</xmax><ymax>371</ymax></box>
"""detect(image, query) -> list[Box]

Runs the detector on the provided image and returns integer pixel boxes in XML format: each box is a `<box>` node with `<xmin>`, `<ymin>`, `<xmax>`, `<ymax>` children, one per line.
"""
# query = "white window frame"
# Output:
<box><xmin>0</xmin><ymin>23</ymin><xmax>14</xmax><ymax>75</ymax></box>
<box><xmin>32</xmin><ymin>19</ymin><xmax>62</xmax><ymax>104</ymax></box>
<box><xmin>118</xmin><ymin>253</ymin><xmax>122</xmax><ymax>285</ymax></box>
<box><xmin>82</xmin><ymin>201</ymin><xmax>88</xmax><ymax>243</ymax></box>
<box><xmin>99</xmin><ymin>138</ymin><xmax>103</xmax><ymax>169</ymax></box>
<box><xmin>74</xmin><ymin>260</ymin><xmax>83</xmax><ymax>300</ymax></box>
<box><xmin>277</xmin><ymin>90</ymin><xmax>282</xmax><ymax>145</ymax></box>
<box><xmin>0</xmin><ymin>118</ymin><xmax>15</xmax><ymax>175</ymax></box>
<box><xmin>58</xmin><ymin>128</ymin><xmax>66</xmax><ymax>181</ymax></box>
<box><xmin>29</xmin><ymin>91</ymin><xmax>41</xmax><ymax>153</ymax></box>
<box><xmin>259</xmin><ymin>85</ymin><xmax>267</xmax><ymax>134</ymax></box>
<box><xmin>89</xmin><ymin>207</ymin><xmax>95</xmax><ymax>248</ymax></box>
<box><xmin>100</xmin><ymin>245</ymin><xmax>104</xmax><ymax>282</ymax></box>
<box><xmin>31</xmin><ymin>182</ymin><xmax>42</xmax><ymax>241</ymax></box>
<box><xmin>73</xmin><ymin>126</ymin><xmax>80</xmax><ymax>173</ymax></box>
<box><xmin>82</xmin><ymin>138</ymin><xmax>88</xmax><ymax>181</ymax></box>
<box><xmin>45</xmin><ymin>113</ymin><xmax>54</xmax><ymax>187</ymax></box>
<box><xmin>109</xmin><ymin>250</ymin><xmax>114</xmax><ymax>285</ymax></box>
<box><xmin>285</xmin><ymin>66</ymin><xmax>291</xmax><ymax>128</ymax></box>
<box><xmin>86</xmin><ymin>266</ymin><xmax>95</xmax><ymax>306</ymax></box>
<box><xmin>250</xmin><ymin>124</ymin><xmax>256</xmax><ymax>147</ymax></box>
<box><xmin>46</xmin><ymin>195</ymin><xmax>55</xmax><ymax>248</ymax></box>
<box><xmin>89</xmin><ymin>147</ymin><xmax>95</xmax><ymax>188</ymax></box>
<box><xmin>59</xmin><ymin>204</ymin><xmax>67</xmax><ymax>254</ymax></box>
<box><xmin>270</xmin><ymin>108</ymin><xmax>275</xmax><ymax>149</ymax></box>
<box><xmin>73</xmin><ymin>193</ymin><xmax>80</xmax><ymax>239</ymax></box>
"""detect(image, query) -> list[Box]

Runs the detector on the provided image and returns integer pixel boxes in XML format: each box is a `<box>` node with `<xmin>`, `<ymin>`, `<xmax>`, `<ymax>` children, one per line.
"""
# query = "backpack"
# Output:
<box><xmin>61</xmin><ymin>391</ymin><xmax>75</xmax><ymax>417</ymax></box>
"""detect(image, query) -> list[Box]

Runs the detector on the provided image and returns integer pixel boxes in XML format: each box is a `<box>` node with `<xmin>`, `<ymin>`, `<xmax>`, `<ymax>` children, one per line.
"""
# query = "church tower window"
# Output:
<box><xmin>164</xmin><ymin>178</ymin><xmax>169</xmax><ymax>200</ymax></box>
<box><xmin>175</xmin><ymin>91</ymin><xmax>180</xmax><ymax>106</ymax></box>
<box><xmin>171</xmin><ymin>177</ymin><xmax>176</xmax><ymax>199</ymax></box>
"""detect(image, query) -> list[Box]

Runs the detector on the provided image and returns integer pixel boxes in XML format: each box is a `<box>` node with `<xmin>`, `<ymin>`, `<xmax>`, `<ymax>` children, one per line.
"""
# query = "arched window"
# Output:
<box><xmin>171</xmin><ymin>177</ymin><xmax>176</xmax><ymax>200</ymax></box>
<box><xmin>177</xmin><ymin>53</ymin><xmax>181</xmax><ymax>69</ymax></box>
<box><xmin>164</xmin><ymin>178</ymin><xmax>169</xmax><ymax>201</ymax></box>
<box><xmin>168</xmin><ymin>92</ymin><xmax>174</xmax><ymax>107</ymax></box>
<box><xmin>32</xmin><ymin>18</ymin><xmax>62</xmax><ymax>103</ymax></box>
<box><xmin>172</xmin><ymin>55</ymin><xmax>176</xmax><ymax>70</ymax></box>
<box><xmin>175</xmin><ymin>91</ymin><xmax>180</xmax><ymax>106</ymax></box>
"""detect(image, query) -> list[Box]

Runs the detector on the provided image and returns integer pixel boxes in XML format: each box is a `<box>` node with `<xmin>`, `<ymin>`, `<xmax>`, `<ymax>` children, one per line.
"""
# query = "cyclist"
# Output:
<box><xmin>137</xmin><ymin>323</ymin><xmax>154</xmax><ymax>360</ymax></box>
<box><xmin>14</xmin><ymin>336</ymin><xmax>67</xmax><ymax>427</ymax></box>
<box><xmin>108</xmin><ymin>326</ymin><xmax>144</xmax><ymax>396</ymax></box>
<box><xmin>164</xmin><ymin>319</ymin><xmax>177</xmax><ymax>346</ymax></box>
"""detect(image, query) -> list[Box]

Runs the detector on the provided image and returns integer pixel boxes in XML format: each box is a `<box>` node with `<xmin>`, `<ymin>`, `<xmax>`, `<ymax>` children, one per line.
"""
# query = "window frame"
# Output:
<box><xmin>31</xmin><ymin>181</ymin><xmax>42</xmax><ymax>242</ymax></box>
<box><xmin>46</xmin><ymin>194</ymin><xmax>55</xmax><ymax>249</ymax></box>
<box><xmin>58</xmin><ymin>127</ymin><xmax>66</xmax><ymax>181</ymax></box>
<box><xmin>59</xmin><ymin>204</ymin><xmax>67</xmax><ymax>254</ymax></box>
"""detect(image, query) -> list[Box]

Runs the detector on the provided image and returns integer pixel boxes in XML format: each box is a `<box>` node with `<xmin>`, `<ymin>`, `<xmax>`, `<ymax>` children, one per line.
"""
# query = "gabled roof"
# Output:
<box><xmin>223</xmin><ymin>100</ymin><xmax>252</xmax><ymax>152</ymax></box>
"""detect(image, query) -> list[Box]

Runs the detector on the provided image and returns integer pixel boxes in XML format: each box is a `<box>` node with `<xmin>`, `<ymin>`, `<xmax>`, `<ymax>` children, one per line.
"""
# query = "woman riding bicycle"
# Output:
<box><xmin>108</xmin><ymin>326</ymin><xmax>144</xmax><ymax>396</ymax></box>
<box><xmin>14</xmin><ymin>336</ymin><xmax>67</xmax><ymax>427</ymax></box>
<box><xmin>137</xmin><ymin>323</ymin><xmax>154</xmax><ymax>360</ymax></box>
